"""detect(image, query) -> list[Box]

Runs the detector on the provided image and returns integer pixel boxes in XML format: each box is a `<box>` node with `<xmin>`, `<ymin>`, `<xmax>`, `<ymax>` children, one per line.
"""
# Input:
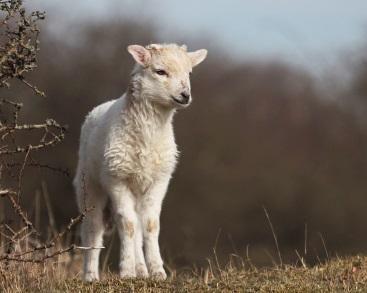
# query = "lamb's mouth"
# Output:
<box><xmin>171</xmin><ymin>96</ymin><xmax>190</xmax><ymax>106</ymax></box>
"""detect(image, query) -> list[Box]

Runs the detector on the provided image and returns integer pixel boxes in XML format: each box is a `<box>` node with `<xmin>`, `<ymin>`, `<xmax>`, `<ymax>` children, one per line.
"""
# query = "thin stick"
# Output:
<box><xmin>263</xmin><ymin>206</ymin><xmax>283</xmax><ymax>267</ymax></box>
<box><xmin>318</xmin><ymin>232</ymin><xmax>329</xmax><ymax>260</ymax></box>
<box><xmin>295</xmin><ymin>249</ymin><xmax>307</xmax><ymax>268</ymax></box>
<box><xmin>264</xmin><ymin>249</ymin><xmax>277</xmax><ymax>267</ymax></box>
<box><xmin>245</xmin><ymin>244</ymin><xmax>255</xmax><ymax>270</ymax></box>
<box><xmin>35</xmin><ymin>190</ymin><xmax>41</xmax><ymax>232</ymax></box>
<box><xmin>17</xmin><ymin>145</ymin><xmax>31</xmax><ymax>202</ymax></box>
<box><xmin>74</xmin><ymin>246</ymin><xmax>105</xmax><ymax>250</ymax></box>
<box><xmin>227</xmin><ymin>233</ymin><xmax>239</xmax><ymax>255</ymax></box>
<box><xmin>41</xmin><ymin>181</ymin><xmax>57</xmax><ymax>238</ymax></box>
<box><xmin>213</xmin><ymin>228</ymin><xmax>222</xmax><ymax>273</ymax></box>
<box><xmin>304</xmin><ymin>223</ymin><xmax>308</xmax><ymax>256</ymax></box>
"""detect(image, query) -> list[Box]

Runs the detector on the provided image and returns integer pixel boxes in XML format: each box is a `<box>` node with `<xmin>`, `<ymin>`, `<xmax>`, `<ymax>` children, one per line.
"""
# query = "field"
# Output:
<box><xmin>1</xmin><ymin>256</ymin><xmax>367</xmax><ymax>292</ymax></box>
<box><xmin>2</xmin><ymin>2</ymin><xmax>367</xmax><ymax>293</ymax></box>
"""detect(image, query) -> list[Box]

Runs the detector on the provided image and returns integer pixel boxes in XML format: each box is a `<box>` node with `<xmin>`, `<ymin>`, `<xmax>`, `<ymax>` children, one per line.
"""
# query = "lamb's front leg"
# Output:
<box><xmin>108</xmin><ymin>181</ymin><xmax>138</xmax><ymax>278</ymax></box>
<box><xmin>140</xmin><ymin>178</ymin><xmax>170</xmax><ymax>280</ymax></box>
<box><xmin>134</xmin><ymin>218</ymin><xmax>149</xmax><ymax>278</ymax></box>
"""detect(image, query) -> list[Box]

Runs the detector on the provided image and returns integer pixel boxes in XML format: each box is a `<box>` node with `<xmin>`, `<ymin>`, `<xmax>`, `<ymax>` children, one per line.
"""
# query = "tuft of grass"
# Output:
<box><xmin>1</xmin><ymin>255</ymin><xmax>367</xmax><ymax>292</ymax></box>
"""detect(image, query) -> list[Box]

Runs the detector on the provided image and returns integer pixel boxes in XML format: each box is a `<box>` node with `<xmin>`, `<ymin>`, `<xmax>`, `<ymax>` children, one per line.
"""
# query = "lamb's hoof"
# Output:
<box><xmin>83</xmin><ymin>271</ymin><xmax>99</xmax><ymax>282</ymax></box>
<box><xmin>151</xmin><ymin>269</ymin><xmax>167</xmax><ymax>280</ymax></box>
<box><xmin>120</xmin><ymin>269</ymin><xmax>136</xmax><ymax>279</ymax></box>
<box><xmin>136</xmin><ymin>263</ymin><xmax>149</xmax><ymax>278</ymax></box>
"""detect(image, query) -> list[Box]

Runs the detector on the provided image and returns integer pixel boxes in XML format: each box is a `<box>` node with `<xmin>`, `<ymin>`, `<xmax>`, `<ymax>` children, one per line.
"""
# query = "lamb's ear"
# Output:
<box><xmin>188</xmin><ymin>49</ymin><xmax>208</xmax><ymax>67</ymax></box>
<box><xmin>127</xmin><ymin>45</ymin><xmax>151</xmax><ymax>66</ymax></box>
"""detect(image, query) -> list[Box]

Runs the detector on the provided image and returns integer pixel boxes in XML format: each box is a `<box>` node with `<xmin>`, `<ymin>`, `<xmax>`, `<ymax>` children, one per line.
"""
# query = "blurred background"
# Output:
<box><xmin>3</xmin><ymin>0</ymin><xmax>367</xmax><ymax>269</ymax></box>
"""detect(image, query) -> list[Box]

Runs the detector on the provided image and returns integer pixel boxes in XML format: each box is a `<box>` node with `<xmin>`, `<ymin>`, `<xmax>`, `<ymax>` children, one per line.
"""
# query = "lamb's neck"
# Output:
<box><xmin>122</xmin><ymin>92</ymin><xmax>175</xmax><ymax>141</ymax></box>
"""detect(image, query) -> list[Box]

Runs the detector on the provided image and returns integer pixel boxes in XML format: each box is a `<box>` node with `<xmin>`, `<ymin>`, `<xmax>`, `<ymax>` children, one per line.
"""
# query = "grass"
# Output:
<box><xmin>1</xmin><ymin>255</ymin><xmax>367</xmax><ymax>292</ymax></box>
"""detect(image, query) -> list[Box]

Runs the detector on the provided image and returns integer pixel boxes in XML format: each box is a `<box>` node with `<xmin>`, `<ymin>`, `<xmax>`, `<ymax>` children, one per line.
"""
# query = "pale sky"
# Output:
<box><xmin>31</xmin><ymin>0</ymin><xmax>367</xmax><ymax>73</ymax></box>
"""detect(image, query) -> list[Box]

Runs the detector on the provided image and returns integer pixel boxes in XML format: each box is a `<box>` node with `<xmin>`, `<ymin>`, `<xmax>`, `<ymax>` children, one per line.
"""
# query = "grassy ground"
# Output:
<box><xmin>1</xmin><ymin>255</ymin><xmax>367</xmax><ymax>292</ymax></box>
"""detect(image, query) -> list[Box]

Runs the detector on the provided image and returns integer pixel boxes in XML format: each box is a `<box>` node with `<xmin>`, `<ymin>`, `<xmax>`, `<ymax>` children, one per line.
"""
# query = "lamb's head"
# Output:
<box><xmin>127</xmin><ymin>43</ymin><xmax>207</xmax><ymax>108</ymax></box>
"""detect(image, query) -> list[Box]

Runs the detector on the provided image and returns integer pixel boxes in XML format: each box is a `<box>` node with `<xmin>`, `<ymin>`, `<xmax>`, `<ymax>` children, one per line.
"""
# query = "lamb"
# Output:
<box><xmin>73</xmin><ymin>43</ymin><xmax>207</xmax><ymax>281</ymax></box>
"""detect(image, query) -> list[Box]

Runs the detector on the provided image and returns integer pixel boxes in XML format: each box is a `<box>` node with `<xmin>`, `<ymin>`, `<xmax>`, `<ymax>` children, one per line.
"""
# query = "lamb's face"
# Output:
<box><xmin>128</xmin><ymin>44</ymin><xmax>207</xmax><ymax>108</ymax></box>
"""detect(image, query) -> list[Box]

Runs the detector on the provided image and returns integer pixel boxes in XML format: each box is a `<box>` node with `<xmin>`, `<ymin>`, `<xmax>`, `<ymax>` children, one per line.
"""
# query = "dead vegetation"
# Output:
<box><xmin>0</xmin><ymin>0</ymin><xmax>87</xmax><ymax>268</ymax></box>
<box><xmin>1</xmin><ymin>255</ymin><xmax>367</xmax><ymax>292</ymax></box>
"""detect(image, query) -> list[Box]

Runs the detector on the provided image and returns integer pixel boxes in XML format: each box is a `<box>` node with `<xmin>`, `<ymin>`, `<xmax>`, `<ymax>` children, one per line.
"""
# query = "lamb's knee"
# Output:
<box><xmin>145</xmin><ymin>218</ymin><xmax>158</xmax><ymax>234</ymax></box>
<box><xmin>124</xmin><ymin>220</ymin><xmax>135</xmax><ymax>238</ymax></box>
<box><xmin>116</xmin><ymin>212</ymin><xmax>135</xmax><ymax>238</ymax></box>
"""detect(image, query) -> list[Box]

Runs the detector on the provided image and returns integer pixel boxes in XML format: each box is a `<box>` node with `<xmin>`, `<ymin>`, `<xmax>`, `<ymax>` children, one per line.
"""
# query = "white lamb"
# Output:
<box><xmin>73</xmin><ymin>43</ymin><xmax>207</xmax><ymax>281</ymax></box>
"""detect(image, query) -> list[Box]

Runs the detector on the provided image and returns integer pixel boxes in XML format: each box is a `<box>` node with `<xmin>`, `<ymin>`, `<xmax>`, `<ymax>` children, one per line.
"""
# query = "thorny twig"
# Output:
<box><xmin>0</xmin><ymin>0</ymin><xmax>87</xmax><ymax>267</ymax></box>
<box><xmin>0</xmin><ymin>206</ymin><xmax>94</xmax><ymax>261</ymax></box>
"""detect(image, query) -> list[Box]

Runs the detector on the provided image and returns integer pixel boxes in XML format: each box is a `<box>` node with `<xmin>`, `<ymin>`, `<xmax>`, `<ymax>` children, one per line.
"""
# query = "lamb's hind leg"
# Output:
<box><xmin>77</xmin><ymin>179</ymin><xmax>107</xmax><ymax>282</ymax></box>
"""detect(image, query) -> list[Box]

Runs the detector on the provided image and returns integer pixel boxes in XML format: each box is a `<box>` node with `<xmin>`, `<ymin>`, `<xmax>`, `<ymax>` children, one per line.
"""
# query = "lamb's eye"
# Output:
<box><xmin>189</xmin><ymin>72</ymin><xmax>192</xmax><ymax>77</ymax></box>
<box><xmin>155</xmin><ymin>69</ymin><xmax>168</xmax><ymax>76</ymax></box>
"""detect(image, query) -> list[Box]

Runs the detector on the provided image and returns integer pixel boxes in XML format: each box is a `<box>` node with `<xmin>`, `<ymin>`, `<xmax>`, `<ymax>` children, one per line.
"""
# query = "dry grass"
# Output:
<box><xmin>1</xmin><ymin>255</ymin><xmax>367</xmax><ymax>292</ymax></box>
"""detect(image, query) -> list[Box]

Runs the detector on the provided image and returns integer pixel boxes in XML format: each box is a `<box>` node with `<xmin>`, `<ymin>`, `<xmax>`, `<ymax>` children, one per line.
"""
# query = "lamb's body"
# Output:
<box><xmin>76</xmin><ymin>95</ymin><xmax>177</xmax><ymax>197</ymax></box>
<box><xmin>73</xmin><ymin>43</ymin><xmax>207</xmax><ymax>281</ymax></box>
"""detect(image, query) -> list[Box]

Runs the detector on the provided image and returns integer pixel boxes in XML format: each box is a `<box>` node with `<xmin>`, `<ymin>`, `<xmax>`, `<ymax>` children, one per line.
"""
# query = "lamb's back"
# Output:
<box><xmin>77</xmin><ymin>97</ymin><xmax>123</xmax><ymax>177</ymax></box>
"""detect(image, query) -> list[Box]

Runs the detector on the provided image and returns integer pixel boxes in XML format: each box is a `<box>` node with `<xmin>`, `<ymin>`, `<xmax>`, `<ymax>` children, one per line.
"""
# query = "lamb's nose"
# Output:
<box><xmin>180</xmin><ymin>91</ymin><xmax>190</xmax><ymax>103</ymax></box>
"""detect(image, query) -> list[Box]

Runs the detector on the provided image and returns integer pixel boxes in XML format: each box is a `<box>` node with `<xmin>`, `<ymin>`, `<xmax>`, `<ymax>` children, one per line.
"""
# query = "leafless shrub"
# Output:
<box><xmin>0</xmin><ymin>0</ymin><xmax>85</xmax><ymax>269</ymax></box>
